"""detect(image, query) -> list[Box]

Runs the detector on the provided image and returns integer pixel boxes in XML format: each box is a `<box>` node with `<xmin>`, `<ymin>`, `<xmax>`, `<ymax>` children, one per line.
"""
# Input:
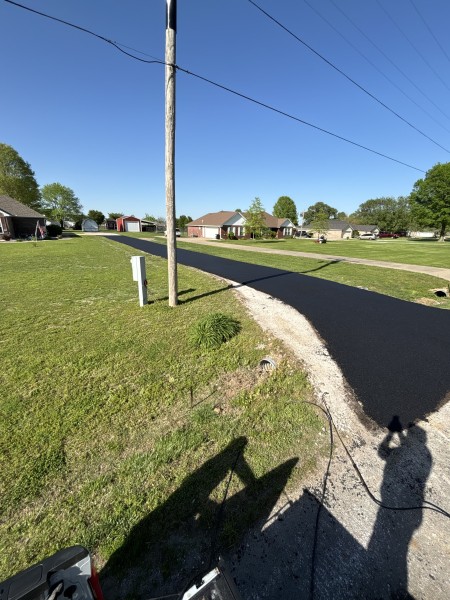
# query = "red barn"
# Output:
<box><xmin>116</xmin><ymin>216</ymin><xmax>141</xmax><ymax>232</ymax></box>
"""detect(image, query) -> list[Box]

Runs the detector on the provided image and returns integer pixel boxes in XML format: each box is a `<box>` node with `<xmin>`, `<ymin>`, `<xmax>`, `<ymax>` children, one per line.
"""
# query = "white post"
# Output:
<box><xmin>131</xmin><ymin>256</ymin><xmax>148</xmax><ymax>307</ymax></box>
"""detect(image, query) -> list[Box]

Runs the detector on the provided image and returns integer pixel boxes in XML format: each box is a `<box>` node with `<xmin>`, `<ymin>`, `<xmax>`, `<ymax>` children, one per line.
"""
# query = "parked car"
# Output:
<box><xmin>359</xmin><ymin>233</ymin><xmax>377</xmax><ymax>240</ymax></box>
<box><xmin>295</xmin><ymin>231</ymin><xmax>312</xmax><ymax>238</ymax></box>
<box><xmin>378</xmin><ymin>232</ymin><xmax>399</xmax><ymax>238</ymax></box>
<box><xmin>164</xmin><ymin>228</ymin><xmax>181</xmax><ymax>237</ymax></box>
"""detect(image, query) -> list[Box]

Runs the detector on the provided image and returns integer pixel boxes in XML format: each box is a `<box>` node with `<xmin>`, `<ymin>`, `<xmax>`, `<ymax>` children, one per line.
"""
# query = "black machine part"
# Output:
<box><xmin>0</xmin><ymin>546</ymin><xmax>95</xmax><ymax>600</ymax></box>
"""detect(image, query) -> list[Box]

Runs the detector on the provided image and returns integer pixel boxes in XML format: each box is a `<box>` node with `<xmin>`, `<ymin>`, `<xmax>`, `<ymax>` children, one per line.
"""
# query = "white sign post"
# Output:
<box><xmin>130</xmin><ymin>256</ymin><xmax>148</xmax><ymax>307</ymax></box>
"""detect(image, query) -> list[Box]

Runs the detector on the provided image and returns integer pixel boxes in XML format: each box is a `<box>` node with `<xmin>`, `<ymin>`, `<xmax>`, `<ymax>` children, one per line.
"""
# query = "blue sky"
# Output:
<box><xmin>1</xmin><ymin>0</ymin><xmax>450</xmax><ymax>220</ymax></box>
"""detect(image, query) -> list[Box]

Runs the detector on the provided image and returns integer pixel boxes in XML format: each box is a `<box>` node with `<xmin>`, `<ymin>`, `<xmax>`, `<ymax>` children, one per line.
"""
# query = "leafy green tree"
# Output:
<box><xmin>273</xmin><ymin>196</ymin><xmax>297</xmax><ymax>224</ymax></box>
<box><xmin>336</xmin><ymin>211</ymin><xmax>348</xmax><ymax>220</ymax></box>
<box><xmin>0</xmin><ymin>143</ymin><xmax>42</xmax><ymax>210</ymax></box>
<box><xmin>410</xmin><ymin>162</ymin><xmax>450</xmax><ymax>239</ymax></box>
<box><xmin>349</xmin><ymin>197</ymin><xmax>411</xmax><ymax>231</ymax></box>
<box><xmin>304</xmin><ymin>202</ymin><xmax>338</xmax><ymax>224</ymax></box>
<box><xmin>41</xmin><ymin>183</ymin><xmax>83</xmax><ymax>225</ymax></box>
<box><xmin>176</xmin><ymin>215</ymin><xmax>192</xmax><ymax>229</ymax></box>
<box><xmin>108</xmin><ymin>212</ymin><xmax>124</xmax><ymax>220</ymax></box>
<box><xmin>87</xmin><ymin>209</ymin><xmax>105</xmax><ymax>225</ymax></box>
<box><xmin>245</xmin><ymin>197</ymin><xmax>266</xmax><ymax>238</ymax></box>
<box><xmin>309</xmin><ymin>212</ymin><xmax>329</xmax><ymax>238</ymax></box>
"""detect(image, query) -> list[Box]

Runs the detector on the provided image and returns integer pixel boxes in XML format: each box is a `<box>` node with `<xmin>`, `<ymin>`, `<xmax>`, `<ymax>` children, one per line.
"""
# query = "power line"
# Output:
<box><xmin>408</xmin><ymin>0</ymin><xmax>450</xmax><ymax>66</ymax></box>
<box><xmin>4</xmin><ymin>0</ymin><xmax>165</xmax><ymax>65</ymax></box>
<box><xmin>4</xmin><ymin>0</ymin><xmax>426</xmax><ymax>173</ymax></box>
<box><xmin>376</xmin><ymin>0</ymin><xmax>450</xmax><ymax>94</ymax></box>
<box><xmin>303</xmin><ymin>0</ymin><xmax>450</xmax><ymax>136</ymax></box>
<box><xmin>329</xmin><ymin>0</ymin><xmax>450</xmax><ymax>124</ymax></box>
<box><xmin>176</xmin><ymin>65</ymin><xmax>425</xmax><ymax>173</ymax></box>
<box><xmin>246</xmin><ymin>0</ymin><xmax>450</xmax><ymax>154</ymax></box>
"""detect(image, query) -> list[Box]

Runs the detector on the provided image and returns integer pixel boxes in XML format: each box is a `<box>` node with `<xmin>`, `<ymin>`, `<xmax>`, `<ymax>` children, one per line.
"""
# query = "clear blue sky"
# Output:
<box><xmin>2</xmin><ymin>0</ymin><xmax>450</xmax><ymax>220</ymax></box>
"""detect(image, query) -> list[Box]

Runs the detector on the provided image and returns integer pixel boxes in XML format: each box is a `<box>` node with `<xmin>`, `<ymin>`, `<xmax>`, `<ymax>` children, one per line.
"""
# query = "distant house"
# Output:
<box><xmin>305</xmin><ymin>219</ymin><xmax>378</xmax><ymax>240</ymax></box>
<box><xmin>0</xmin><ymin>195</ymin><xmax>46</xmax><ymax>239</ymax></box>
<box><xmin>187</xmin><ymin>210</ymin><xmax>295</xmax><ymax>239</ymax></box>
<box><xmin>81</xmin><ymin>218</ymin><xmax>99</xmax><ymax>232</ymax></box>
<box><xmin>354</xmin><ymin>224</ymin><xmax>379</xmax><ymax>236</ymax></box>
<box><xmin>255</xmin><ymin>211</ymin><xmax>295</xmax><ymax>238</ymax></box>
<box><xmin>116</xmin><ymin>215</ymin><xmax>141</xmax><ymax>232</ymax></box>
<box><xmin>187</xmin><ymin>211</ymin><xmax>246</xmax><ymax>239</ymax></box>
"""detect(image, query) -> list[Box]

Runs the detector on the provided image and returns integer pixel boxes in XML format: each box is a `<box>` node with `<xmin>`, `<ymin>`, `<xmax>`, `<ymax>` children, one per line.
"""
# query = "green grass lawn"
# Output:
<box><xmin>129</xmin><ymin>234</ymin><xmax>450</xmax><ymax>309</ymax></box>
<box><xmin>219</xmin><ymin>236</ymin><xmax>450</xmax><ymax>268</ymax></box>
<box><xmin>0</xmin><ymin>236</ymin><xmax>325</xmax><ymax>595</ymax></box>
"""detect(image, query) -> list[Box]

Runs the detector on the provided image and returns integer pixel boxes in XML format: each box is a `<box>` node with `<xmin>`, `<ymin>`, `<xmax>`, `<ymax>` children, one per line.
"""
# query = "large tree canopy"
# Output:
<box><xmin>176</xmin><ymin>215</ymin><xmax>193</xmax><ymax>229</ymax></box>
<box><xmin>304</xmin><ymin>202</ymin><xmax>338</xmax><ymax>224</ymax></box>
<box><xmin>87</xmin><ymin>209</ymin><xmax>105</xmax><ymax>225</ymax></box>
<box><xmin>349</xmin><ymin>196</ymin><xmax>411</xmax><ymax>232</ymax></box>
<box><xmin>410</xmin><ymin>162</ymin><xmax>450</xmax><ymax>239</ymax></box>
<box><xmin>41</xmin><ymin>183</ymin><xmax>83</xmax><ymax>224</ymax></box>
<box><xmin>273</xmin><ymin>196</ymin><xmax>297</xmax><ymax>224</ymax></box>
<box><xmin>0</xmin><ymin>143</ymin><xmax>41</xmax><ymax>210</ymax></box>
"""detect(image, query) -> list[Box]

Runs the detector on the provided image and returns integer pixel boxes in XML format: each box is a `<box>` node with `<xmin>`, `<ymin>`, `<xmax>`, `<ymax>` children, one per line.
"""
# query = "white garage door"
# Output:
<box><xmin>204</xmin><ymin>226</ymin><xmax>219</xmax><ymax>239</ymax></box>
<box><xmin>125</xmin><ymin>221</ymin><xmax>140</xmax><ymax>232</ymax></box>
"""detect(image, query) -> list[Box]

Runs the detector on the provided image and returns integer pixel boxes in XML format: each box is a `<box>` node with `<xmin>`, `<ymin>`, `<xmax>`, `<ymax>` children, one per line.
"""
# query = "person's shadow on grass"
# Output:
<box><xmin>100</xmin><ymin>436</ymin><xmax>298</xmax><ymax>600</ymax></box>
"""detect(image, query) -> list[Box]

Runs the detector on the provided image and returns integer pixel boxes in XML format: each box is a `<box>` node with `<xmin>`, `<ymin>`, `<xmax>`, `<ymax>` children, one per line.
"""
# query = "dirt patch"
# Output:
<box><xmin>416</xmin><ymin>297</ymin><xmax>440</xmax><ymax>306</ymax></box>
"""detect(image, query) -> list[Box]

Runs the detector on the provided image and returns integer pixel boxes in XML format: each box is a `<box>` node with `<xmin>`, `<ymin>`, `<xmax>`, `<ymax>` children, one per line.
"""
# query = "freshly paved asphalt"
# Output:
<box><xmin>107</xmin><ymin>236</ymin><xmax>450</xmax><ymax>430</ymax></box>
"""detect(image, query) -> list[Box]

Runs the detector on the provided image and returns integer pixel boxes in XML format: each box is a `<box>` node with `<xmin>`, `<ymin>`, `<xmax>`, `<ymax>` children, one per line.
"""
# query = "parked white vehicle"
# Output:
<box><xmin>359</xmin><ymin>233</ymin><xmax>377</xmax><ymax>240</ymax></box>
<box><xmin>164</xmin><ymin>228</ymin><xmax>181</xmax><ymax>237</ymax></box>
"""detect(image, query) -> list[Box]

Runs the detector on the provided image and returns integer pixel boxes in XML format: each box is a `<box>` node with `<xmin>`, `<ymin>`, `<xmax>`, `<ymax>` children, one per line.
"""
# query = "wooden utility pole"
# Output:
<box><xmin>165</xmin><ymin>0</ymin><xmax>178</xmax><ymax>306</ymax></box>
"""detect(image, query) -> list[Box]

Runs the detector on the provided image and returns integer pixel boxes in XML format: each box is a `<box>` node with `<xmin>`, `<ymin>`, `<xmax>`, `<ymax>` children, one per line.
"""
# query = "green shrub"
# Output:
<box><xmin>190</xmin><ymin>313</ymin><xmax>241</xmax><ymax>350</ymax></box>
<box><xmin>46</xmin><ymin>223</ymin><xmax>62</xmax><ymax>237</ymax></box>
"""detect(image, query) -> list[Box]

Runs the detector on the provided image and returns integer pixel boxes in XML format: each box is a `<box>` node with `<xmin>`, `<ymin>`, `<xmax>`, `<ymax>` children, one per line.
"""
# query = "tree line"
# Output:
<box><xmin>1</xmin><ymin>142</ymin><xmax>449</xmax><ymax>239</ymax></box>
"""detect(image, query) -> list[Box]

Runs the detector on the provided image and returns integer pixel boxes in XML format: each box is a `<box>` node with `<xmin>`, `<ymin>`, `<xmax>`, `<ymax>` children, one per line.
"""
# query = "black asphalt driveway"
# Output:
<box><xmin>107</xmin><ymin>236</ymin><xmax>450</xmax><ymax>429</ymax></box>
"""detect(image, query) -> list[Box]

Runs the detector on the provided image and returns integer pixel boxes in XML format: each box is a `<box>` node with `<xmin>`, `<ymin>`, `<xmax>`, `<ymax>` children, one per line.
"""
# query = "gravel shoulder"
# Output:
<box><xmin>226</xmin><ymin>281</ymin><xmax>450</xmax><ymax>600</ymax></box>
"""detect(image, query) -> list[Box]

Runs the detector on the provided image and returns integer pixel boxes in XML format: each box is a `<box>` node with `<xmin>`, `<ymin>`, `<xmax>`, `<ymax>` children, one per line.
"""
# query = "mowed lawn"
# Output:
<box><xmin>223</xmin><ymin>236</ymin><xmax>450</xmax><ymax>268</ymax></box>
<box><xmin>0</xmin><ymin>236</ymin><xmax>325</xmax><ymax>593</ymax></box>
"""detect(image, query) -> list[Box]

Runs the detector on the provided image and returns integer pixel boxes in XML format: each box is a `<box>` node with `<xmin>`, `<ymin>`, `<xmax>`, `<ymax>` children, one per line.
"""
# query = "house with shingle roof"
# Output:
<box><xmin>305</xmin><ymin>219</ymin><xmax>378</xmax><ymax>240</ymax></box>
<box><xmin>187</xmin><ymin>210</ymin><xmax>295</xmax><ymax>239</ymax></box>
<box><xmin>0</xmin><ymin>195</ymin><xmax>46</xmax><ymax>239</ymax></box>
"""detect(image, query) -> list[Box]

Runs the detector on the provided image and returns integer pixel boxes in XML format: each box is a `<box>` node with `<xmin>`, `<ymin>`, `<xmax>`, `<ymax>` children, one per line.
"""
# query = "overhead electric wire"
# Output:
<box><xmin>4</xmin><ymin>0</ymin><xmax>426</xmax><ymax>173</ymax></box>
<box><xmin>409</xmin><ymin>0</ymin><xmax>450</xmax><ymax>66</ymax></box>
<box><xmin>329</xmin><ymin>0</ymin><xmax>450</xmax><ymax>126</ymax></box>
<box><xmin>303</xmin><ymin>0</ymin><xmax>450</xmax><ymax>136</ymax></box>
<box><xmin>375</xmin><ymin>0</ymin><xmax>450</xmax><ymax>94</ymax></box>
<box><xmin>175</xmin><ymin>65</ymin><xmax>425</xmax><ymax>172</ymax></box>
<box><xmin>3</xmin><ymin>0</ymin><xmax>165</xmax><ymax>65</ymax></box>
<box><xmin>246</xmin><ymin>0</ymin><xmax>450</xmax><ymax>154</ymax></box>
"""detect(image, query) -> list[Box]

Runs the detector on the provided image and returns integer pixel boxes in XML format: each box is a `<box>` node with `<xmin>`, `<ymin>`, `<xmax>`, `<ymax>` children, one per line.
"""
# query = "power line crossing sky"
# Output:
<box><xmin>1</xmin><ymin>0</ymin><xmax>450</xmax><ymax>218</ymax></box>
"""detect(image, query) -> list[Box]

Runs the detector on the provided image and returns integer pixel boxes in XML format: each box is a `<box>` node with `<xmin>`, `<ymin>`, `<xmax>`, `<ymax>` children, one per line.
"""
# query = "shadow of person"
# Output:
<box><xmin>100</xmin><ymin>436</ymin><xmax>298</xmax><ymax>600</ymax></box>
<box><xmin>364</xmin><ymin>417</ymin><xmax>432</xmax><ymax>599</ymax></box>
